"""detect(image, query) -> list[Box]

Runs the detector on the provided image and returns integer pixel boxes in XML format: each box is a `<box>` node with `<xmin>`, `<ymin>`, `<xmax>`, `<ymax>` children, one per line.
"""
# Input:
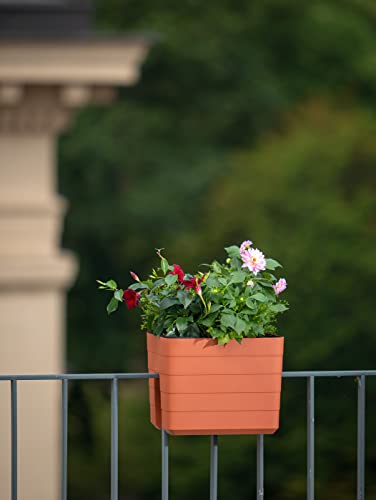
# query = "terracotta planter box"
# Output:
<box><xmin>147</xmin><ymin>332</ymin><xmax>284</xmax><ymax>435</ymax></box>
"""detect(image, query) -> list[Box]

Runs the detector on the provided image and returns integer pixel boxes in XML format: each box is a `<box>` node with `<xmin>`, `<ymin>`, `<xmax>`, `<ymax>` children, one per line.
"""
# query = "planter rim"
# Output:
<box><xmin>146</xmin><ymin>331</ymin><xmax>284</xmax><ymax>341</ymax></box>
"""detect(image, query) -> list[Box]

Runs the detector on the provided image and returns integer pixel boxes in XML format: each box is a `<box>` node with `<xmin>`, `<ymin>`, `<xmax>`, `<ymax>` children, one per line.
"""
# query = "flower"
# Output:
<box><xmin>170</xmin><ymin>264</ymin><xmax>185</xmax><ymax>283</ymax></box>
<box><xmin>241</xmin><ymin>248</ymin><xmax>266</xmax><ymax>275</ymax></box>
<box><xmin>123</xmin><ymin>289</ymin><xmax>141</xmax><ymax>309</ymax></box>
<box><xmin>240</xmin><ymin>240</ymin><xmax>253</xmax><ymax>254</ymax></box>
<box><xmin>247</xmin><ymin>280</ymin><xmax>254</xmax><ymax>287</ymax></box>
<box><xmin>273</xmin><ymin>278</ymin><xmax>287</xmax><ymax>295</ymax></box>
<box><xmin>183</xmin><ymin>275</ymin><xmax>204</xmax><ymax>294</ymax></box>
<box><xmin>130</xmin><ymin>271</ymin><xmax>140</xmax><ymax>282</ymax></box>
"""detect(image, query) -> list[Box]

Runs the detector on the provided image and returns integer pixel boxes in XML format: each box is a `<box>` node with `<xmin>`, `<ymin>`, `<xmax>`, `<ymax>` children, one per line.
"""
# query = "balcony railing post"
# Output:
<box><xmin>307</xmin><ymin>376</ymin><xmax>315</xmax><ymax>500</ymax></box>
<box><xmin>257</xmin><ymin>435</ymin><xmax>264</xmax><ymax>499</ymax></box>
<box><xmin>357</xmin><ymin>375</ymin><xmax>366</xmax><ymax>500</ymax></box>
<box><xmin>11</xmin><ymin>379</ymin><xmax>17</xmax><ymax>500</ymax></box>
<box><xmin>111</xmin><ymin>378</ymin><xmax>119</xmax><ymax>500</ymax></box>
<box><xmin>61</xmin><ymin>379</ymin><xmax>68</xmax><ymax>500</ymax></box>
<box><xmin>162</xmin><ymin>430</ymin><xmax>169</xmax><ymax>500</ymax></box>
<box><xmin>210</xmin><ymin>435</ymin><xmax>218</xmax><ymax>500</ymax></box>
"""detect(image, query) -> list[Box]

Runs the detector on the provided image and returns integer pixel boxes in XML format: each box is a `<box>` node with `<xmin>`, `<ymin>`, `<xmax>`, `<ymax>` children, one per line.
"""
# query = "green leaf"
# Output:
<box><xmin>176</xmin><ymin>290</ymin><xmax>194</xmax><ymax>309</ymax></box>
<box><xmin>161</xmin><ymin>258</ymin><xmax>169</xmax><ymax>275</ymax></box>
<box><xmin>225</xmin><ymin>245</ymin><xmax>240</xmax><ymax>259</ymax></box>
<box><xmin>234</xmin><ymin>317</ymin><xmax>247</xmax><ymax>335</ymax></box>
<box><xmin>159</xmin><ymin>297</ymin><xmax>179</xmax><ymax>309</ymax></box>
<box><xmin>106</xmin><ymin>297</ymin><xmax>119</xmax><ymax>315</ymax></box>
<box><xmin>184</xmin><ymin>324</ymin><xmax>201</xmax><ymax>338</ymax></box>
<box><xmin>200</xmin><ymin>313</ymin><xmax>219</xmax><ymax>327</ymax></box>
<box><xmin>217</xmin><ymin>334</ymin><xmax>230</xmax><ymax>345</ymax></box>
<box><xmin>165</xmin><ymin>330</ymin><xmax>178</xmax><ymax>338</ymax></box>
<box><xmin>106</xmin><ymin>280</ymin><xmax>117</xmax><ymax>290</ymax></box>
<box><xmin>205</xmin><ymin>276</ymin><xmax>220</xmax><ymax>289</ymax></box>
<box><xmin>165</xmin><ymin>273</ymin><xmax>178</xmax><ymax>286</ymax></box>
<box><xmin>129</xmin><ymin>283</ymin><xmax>149</xmax><ymax>291</ymax></box>
<box><xmin>114</xmin><ymin>289</ymin><xmax>123</xmax><ymax>302</ymax></box>
<box><xmin>220</xmin><ymin>313</ymin><xmax>236</xmax><ymax>329</ymax></box>
<box><xmin>265</xmin><ymin>258</ymin><xmax>282</xmax><ymax>270</ymax></box>
<box><xmin>151</xmin><ymin>279</ymin><xmax>165</xmax><ymax>289</ymax></box>
<box><xmin>212</xmin><ymin>261</ymin><xmax>222</xmax><ymax>274</ymax></box>
<box><xmin>230</xmin><ymin>271</ymin><xmax>246</xmax><ymax>283</ymax></box>
<box><xmin>270</xmin><ymin>303</ymin><xmax>289</xmax><ymax>312</ymax></box>
<box><xmin>252</xmin><ymin>293</ymin><xmax>267</xmax><ymax>302</ymax></box>
<box><xmin>210</xmin><ymin>303</ymin><xmax>223</xmax><ymax>313</ymax></box>
<box><xmin>245</xmin><ymin>297</ymin><xmax>257</xmax><ymax>309</ymax></box>
<box><xmin>176</xmin><ymin>317</ymin><xmax>189</xmax><ymax>333</ymax></box>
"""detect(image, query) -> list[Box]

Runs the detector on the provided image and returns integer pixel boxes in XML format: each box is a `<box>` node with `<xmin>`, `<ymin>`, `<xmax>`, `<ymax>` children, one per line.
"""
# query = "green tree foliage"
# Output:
<box><xmin>59</xmin><ymin>1</ymin><xmax>376</xmax><ymax>498</ymax></box>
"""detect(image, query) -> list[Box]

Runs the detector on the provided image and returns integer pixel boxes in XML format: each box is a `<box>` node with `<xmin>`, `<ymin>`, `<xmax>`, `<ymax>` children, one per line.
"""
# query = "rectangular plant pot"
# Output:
<box><xmin>147</xmin><ymin>332</ymin><xmax>284</xmax><ymax>435</ymax></box>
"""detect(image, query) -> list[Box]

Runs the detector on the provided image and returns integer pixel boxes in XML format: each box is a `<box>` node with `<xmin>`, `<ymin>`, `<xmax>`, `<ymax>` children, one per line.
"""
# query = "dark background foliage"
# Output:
<box><xmin>58</xmin><ymin>1</ymin><xmax>376</xmax><ymax>498</ymax></box>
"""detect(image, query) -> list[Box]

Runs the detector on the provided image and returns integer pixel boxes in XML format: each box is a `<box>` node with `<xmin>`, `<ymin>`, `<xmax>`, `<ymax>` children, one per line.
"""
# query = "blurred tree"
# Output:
<box><xmin>58</xmin><ymin>1</ymin><xmax>376</xmax><ymax>499</ymax></box>
<box><xmin>60</xmin><ymin>0</ymin><xmax>376</xmax><ymax>371</ymax></box>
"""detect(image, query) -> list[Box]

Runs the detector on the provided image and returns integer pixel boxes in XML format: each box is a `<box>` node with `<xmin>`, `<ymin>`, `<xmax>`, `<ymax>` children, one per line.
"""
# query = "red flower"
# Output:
<box><xmin>170</xmin><ymin>264</ymin><xmax>185</xmax><ymax>283</ymax></box>
<box><xmin>183</xmin><ymin>275</ymin><xmax>204</xmax><ymax>294</ymax></box>
<box><xmin>123</xmin><ymin>289</ymin><xmax>141</xmax><ymax>310</ymax></box>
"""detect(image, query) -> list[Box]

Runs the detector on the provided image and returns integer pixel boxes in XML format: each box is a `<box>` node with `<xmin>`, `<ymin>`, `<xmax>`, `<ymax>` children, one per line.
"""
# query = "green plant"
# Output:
<box><xmin>98</xmin><ymin>241</ymin><xmax>288</xmax><ymax>344</ymax></box>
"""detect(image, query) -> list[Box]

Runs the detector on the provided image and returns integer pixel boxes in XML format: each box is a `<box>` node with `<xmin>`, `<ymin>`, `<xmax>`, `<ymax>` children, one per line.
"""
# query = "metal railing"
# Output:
<box><xmin>0</xmin><ymin>370</ymin><xmax>375</xmax><ymax>500</ymax></box>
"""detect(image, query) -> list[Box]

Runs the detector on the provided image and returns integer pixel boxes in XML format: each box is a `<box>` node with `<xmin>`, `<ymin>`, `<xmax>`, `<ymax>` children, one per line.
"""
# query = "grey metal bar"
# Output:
<box><xmin>11</xmin><ymin>380</ymin><xmax>17</xmax><ymax>500</ymax></box>
<box><xmin>210</xmin><ymin>435</ymin><xmax>218</xmax><ymax>500</ymax></box>
<box><xmin>162</xmin><ymin>430</ymin><xmax>169</xmax><ymax>500</ymax></box>
<box><xmin>61</xmin><ymin>379</ymin><xmax>68</xmax><ymax>500</ymax></box>
<box><xmin>307</xmin><ymin>376</ymin><xmax>315</xmax><ymax>500</ymax></box>
<box><xmin>1</xmin><ymin>371</ymin><xmax>376</xmax><ymax>381</ymax></box>
<box><xmin>283</xmin><ymin>371</ymin><xmax>376</xmax><ymax>378</ymax></box>
<box><xmin>111</xmin><ymin>378</ymin><xmax>118</xmax><ymax>500</ymax></box>
<box><xmin>357</xmin><ymin>375</ymin><xmax>366</xmax><ymax>500</ymax></box>
<box><xmin>257</xmin><ymin>435</ymin><xmax>264</xmax><ymax>500</ymax></box>
<box><xmin>0</xmin><ymin>373</ymin><xmax>159</xmax><ymax>381</ymax></box>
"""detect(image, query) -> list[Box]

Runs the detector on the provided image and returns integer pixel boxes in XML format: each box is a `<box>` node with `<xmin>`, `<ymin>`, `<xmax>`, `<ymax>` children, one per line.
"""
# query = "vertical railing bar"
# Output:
<box><xmin>161</xmin><ymin>430</ymin><xmax>169</xmax><ymax>500</ymax></box>
<box><xmin>11</xmin><ymin>379</ymin><xmax>17</xmax><ymax>500</ymax></box>
<box><xmin>61</xmin><ymin>379</ymin><xmax>68</xmax><ymax>500</ymax></box>
<box><xmin>111</xmin><ymin>377</ymin><xmax>118</xmax><ymax>500</ymax></box>
<box><xmin>307</xmin><ymin>376</ymin><xmax>315</xmax><ymax>500</ymax></box>
<box><xmin>210</xmin><ymin>435</ymin><xmax>218</xmax><ymax>500</ymax></box>
<box><xmin>257</xmin><ymin>435</ymin><xmax>264</xmax><ymax>499</ymax></box>
<box><xmin>357</xmin><ymin>375</ymin><xmax>366</xmax><ymax>500</ymax></box>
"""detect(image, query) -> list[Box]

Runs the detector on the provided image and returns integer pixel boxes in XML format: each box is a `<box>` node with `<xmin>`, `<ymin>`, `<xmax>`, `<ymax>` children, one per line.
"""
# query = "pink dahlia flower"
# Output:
<box><xmin>273</xmin><ymin>278</ymin><xmax>287</xmax><ymax>295</ymax></box>
<box><xmin>240</xmin><ymin>240</ymin><xmax>253</xmax><ymax>254</ymax></box>
<box><xmin>241</xmin><ymin>248</ymin><xmax>266</xmax><ymax>275</ymax></box>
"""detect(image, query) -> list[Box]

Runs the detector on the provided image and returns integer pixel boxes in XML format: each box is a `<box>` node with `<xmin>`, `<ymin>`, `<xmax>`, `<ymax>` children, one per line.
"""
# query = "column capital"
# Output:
<box><xmin>0</xmin><ymin>83</ymin><xmax>118</xmax><ymax>134</ymax></box>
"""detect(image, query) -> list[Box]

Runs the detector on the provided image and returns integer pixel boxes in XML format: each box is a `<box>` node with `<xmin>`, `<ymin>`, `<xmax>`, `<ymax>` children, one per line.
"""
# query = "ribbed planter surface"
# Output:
<box><xmin>147</xmin><ymin>333</ymin><xmax>284</xmax><ymax>435</ymax></box>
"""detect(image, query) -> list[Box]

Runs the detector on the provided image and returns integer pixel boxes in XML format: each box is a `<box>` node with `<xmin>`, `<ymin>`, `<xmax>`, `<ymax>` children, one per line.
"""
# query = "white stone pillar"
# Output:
<box><xmin>0</xmin><ymin>37</ymin><xmax>150</xmax><ymax>500</ymax></box>
<box><xmin>0</xmin><ymin>85</ymin><xmax>76</xmax><ymax>500</ymax></box>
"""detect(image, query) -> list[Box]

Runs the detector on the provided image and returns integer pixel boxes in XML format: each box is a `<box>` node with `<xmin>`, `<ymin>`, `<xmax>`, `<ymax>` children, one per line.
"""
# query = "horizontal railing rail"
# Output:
<box><xmin>0</xmin><ymin>370</ymin><xmax>375</xmax><ymax>500</ymax></box>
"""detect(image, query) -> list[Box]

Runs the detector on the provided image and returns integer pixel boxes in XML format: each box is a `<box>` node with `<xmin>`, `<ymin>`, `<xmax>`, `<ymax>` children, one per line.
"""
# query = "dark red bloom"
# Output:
<box><xmin>123</xmin><ymin>289</ymin><xmax>141</xmax><ymax>310</ymax></box>
<box><xmin>183</xmin><ymin>275</ymin><xmax>204</xmax><ymax>294</ymax></box>
<box><xmin>170</xmin><ymin>264</ymin><xmax>185</xmax><ymax>283</ymax></box>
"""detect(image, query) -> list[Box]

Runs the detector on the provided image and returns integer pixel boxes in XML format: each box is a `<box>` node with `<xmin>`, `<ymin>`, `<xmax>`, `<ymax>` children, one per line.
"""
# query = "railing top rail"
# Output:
<box><xmin>0</xmin><ymin>373</ymin><xmax>159</xmax><ymax>381</ymax></box>
<box><xmin>282</xmin><ymin>370</ymin><xmax>376</xmax><ymax>378</ymax></box>
<box><xmin>0</xmin><ymin>370</ymin><xmax>375</xmax><ymax>381</ymax></box>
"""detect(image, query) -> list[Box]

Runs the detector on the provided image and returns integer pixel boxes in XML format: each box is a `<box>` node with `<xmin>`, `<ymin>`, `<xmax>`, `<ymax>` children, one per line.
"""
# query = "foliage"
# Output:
<box><xmin>98</xmin><ymin>243</ymin><xmax>288</xmax><ymax>344</ymax></box>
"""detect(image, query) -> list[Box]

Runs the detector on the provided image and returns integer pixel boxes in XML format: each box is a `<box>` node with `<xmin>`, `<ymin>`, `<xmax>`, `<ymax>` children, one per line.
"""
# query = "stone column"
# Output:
<box><xmin>0</xmin><ymin>84</ymin><xmax>79</xmax><ymax>500</ymax></box>
<box><xmin>0</xmin><ymin>33</ymin><xmax>150</xmax><ymax>498</ymax></box>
